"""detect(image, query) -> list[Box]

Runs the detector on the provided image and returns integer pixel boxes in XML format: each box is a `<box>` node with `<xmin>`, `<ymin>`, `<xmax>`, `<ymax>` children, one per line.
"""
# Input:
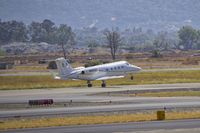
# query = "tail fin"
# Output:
<box><xmin>55</xmin><ymin>58</ymin><xmax>74</xmax><ymax>78</ymax></box>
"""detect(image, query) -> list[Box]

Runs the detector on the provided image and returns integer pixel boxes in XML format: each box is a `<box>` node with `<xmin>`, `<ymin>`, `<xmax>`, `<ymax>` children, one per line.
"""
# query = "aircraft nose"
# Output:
<box><xmin>135</xmin><ymin>66</ymin><xmax>142</xmax><ymax>71</ymax></box>
<box><xmin>131</xmin><ymin>65</ymin><xmax>141</xmax><ymax>72</ymax></box>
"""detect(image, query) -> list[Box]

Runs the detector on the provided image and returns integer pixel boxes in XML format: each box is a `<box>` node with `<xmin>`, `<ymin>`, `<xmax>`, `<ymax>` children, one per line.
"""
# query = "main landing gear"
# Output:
<box><xmin>87</xmin><ymin>80</ymin><xmax>106</xmax><ymax>88</ymax></box>
<box><xmin>101</xmin><ymin>80</ymin><xmax>106</xmax><ymax>88</ymax></box>
<box><xmin>87</xmin><ymin>80</ymin><xmax>92</xmax><ymax>87</ymax></box>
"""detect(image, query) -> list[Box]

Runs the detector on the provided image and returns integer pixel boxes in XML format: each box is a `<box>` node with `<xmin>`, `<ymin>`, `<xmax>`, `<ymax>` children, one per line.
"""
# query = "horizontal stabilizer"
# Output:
<box><xmin>54</xmin><ymin>76</ymin><xmax>61</xmax><ymax>79</ymax></box>
<box><xmin>49</xmin><ymin>70</ymin><xmax>61</xmax><ymax>79</ymax></box>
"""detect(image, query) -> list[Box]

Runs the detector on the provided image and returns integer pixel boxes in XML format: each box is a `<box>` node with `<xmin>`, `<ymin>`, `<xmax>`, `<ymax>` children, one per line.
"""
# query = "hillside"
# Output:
<box><xmin>0</xmin><ymin>0</ymin><xmax>200</xmax><ymax>31</ymax></box>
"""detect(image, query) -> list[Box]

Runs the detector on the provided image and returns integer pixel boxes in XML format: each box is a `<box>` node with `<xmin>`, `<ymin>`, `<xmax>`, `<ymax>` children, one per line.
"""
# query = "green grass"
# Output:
<box><xmin>1</xmin><ymin>70</ymin><xmax>200</xmax><ymax>90</ymax></box>
<box><xmin>134</xmin><ymin>91</ymin><xmax>200</xmax><ymax>97</ymax></box>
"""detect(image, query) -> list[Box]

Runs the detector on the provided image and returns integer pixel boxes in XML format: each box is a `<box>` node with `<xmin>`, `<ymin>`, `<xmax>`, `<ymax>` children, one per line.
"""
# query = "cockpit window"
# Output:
<box><xmin>126</xmin><ymin>63</ymin><xmax>130</xmax><ymax>66</ymax></box>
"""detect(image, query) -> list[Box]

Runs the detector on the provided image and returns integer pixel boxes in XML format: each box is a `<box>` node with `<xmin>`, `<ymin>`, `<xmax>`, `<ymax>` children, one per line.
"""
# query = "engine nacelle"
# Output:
<box><xmin>81</xmin><ymin>71</ymin><xmax>85</xmax><ymax>74</ymax></box>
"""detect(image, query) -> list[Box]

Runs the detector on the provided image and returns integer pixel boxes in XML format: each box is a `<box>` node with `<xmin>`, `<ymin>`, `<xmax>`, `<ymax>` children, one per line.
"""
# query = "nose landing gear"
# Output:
<box><xmin>131</xmin><ymin>76</ymin><xmax>134</xmax><ymax>80</ymax></box>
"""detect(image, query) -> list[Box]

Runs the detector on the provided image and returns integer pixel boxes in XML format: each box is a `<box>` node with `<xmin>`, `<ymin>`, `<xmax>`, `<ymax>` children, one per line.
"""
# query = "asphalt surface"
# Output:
<box><xmin>1</xmin><ymin>101</ymin><xmax>200</xmax><ymax>118</ymax></box>
<box><xmin>1</xmin><ymin>83</ymin><xmax>200</xmax><ymax>103</ymax></box>
<box><xmin>0</xmin><ymin>83</ymin><xmax>200</xmax><ymax>118</ymax></box>
<box><xmin>2</xmin><ymin>119</ymin><xmax>200</xmax><ymax>133</ymax></box>
<box><xmin>1</xmin><ymin>83</ymin><xmax>200</xmax><ymax>133</ymax></box>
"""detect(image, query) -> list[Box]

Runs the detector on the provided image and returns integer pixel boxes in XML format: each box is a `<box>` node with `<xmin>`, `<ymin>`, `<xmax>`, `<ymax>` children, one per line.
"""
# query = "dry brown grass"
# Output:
<box><xmin>1</xmin><ymin>110</ymin><xmax>200</xmax><ymax>131</ymax></box>
<box><xmin>182</xmin><ymin>58</ymin><xmax>199</xmax><ymax>65</ymax></box>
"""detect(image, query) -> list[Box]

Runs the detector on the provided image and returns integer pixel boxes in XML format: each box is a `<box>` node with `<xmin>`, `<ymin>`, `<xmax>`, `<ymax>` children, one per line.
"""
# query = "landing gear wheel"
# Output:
<box><xmin>101</xmin><ymin>83</ymin><xmax>106</xmax><ymax>88</ymax></box>
<box><xmin>101</xmin><ymin>80</ymin><xmax>106</xmax><ymax>88</ymax></box>
<box><xmin>131</xmin><ymin>76</ymin><xmax>134</xmax><ymax>80</ymax></box>
<box><xmin>88</xmin><ymin>83</ymin><xmax>92</xmax><ymax>87</ymax></box>
<box><xmin>87</xmin><ymin>81</ymin><xmax>92</xmax><ymax>87</ymax></box>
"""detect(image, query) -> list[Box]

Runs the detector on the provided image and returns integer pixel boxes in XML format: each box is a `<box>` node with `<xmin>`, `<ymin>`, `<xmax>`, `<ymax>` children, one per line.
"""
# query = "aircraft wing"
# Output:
<box><xmin>96</xmin><ymin>76</ymin><xmax>124</xmax><ymax>80</ymax></box>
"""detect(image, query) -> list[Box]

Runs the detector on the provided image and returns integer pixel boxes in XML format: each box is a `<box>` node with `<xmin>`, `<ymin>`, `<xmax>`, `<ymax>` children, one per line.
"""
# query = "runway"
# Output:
<box><xmin>0</xmin><ymin>83</ymin><xmax>200</xmax><ymax>103</ymax></box>
<box><xmin>3</xmin><ymin>119</ymin><xmax>200</xmax><ymax>133</ymax></box>
<box><xmin>0</xmin><ymin>83</ymin><xmax>200</xmax><ymax>118</ymax></box>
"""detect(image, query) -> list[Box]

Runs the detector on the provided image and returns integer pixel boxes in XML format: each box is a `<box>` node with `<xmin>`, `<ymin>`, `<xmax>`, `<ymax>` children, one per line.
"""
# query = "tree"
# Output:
<box><xmin>152</xmin><ymin>32</ymin><xmax>172</xmax><ymax>58</ymax></box>
<box><xmin>28</xmin><ymin>19</ymin><xmax>57</xmax><ymax>43</ymax></box>
<box><xmin>9</xmin><ymin>21</ymin><xmax>27</xmax><ymax>42</ymax></box>
<box><xmin>41</xmin><ymin>19</ymin><xmax>57</xmax><ymax>43</ymax></box>
<box><xmin>0</xmin><ymin>48</ymin><xmax>5</xmax><ymax>56</ymax></box>
<box><xmin>153</xmin><ymin>32</ymin><xmax>171</xmax><ymax>51</ymax></box>
<box><xmin>0</xmin><ymin>20</ymin><xmax>27</xmax><ymax>44</ymax></box>
<box><xmin>28</xmin><ymin>21</ymin><xmax>45</xmax><ymax>42</ymax></box>
<box><xmin>104</xmin><ymin>28</ymin><xmax>122</xmax><ymax>60</ymax></box>
<box><xmin>56</xmin><ymin>24</ymin><xmax>75</xmax><ymax>59</ymax></box>
<box><xmin>178</xmin><ymin>26</ymin><xmax>198</xmax><ymax>50</ymax></box>
<box><xmin>87</xmin><ymin>39</ymin><xmax>98</xmax><ymax>53</ymax></box>
<box><xmin>0</xmin><ymin>21</ymin><xmax>10</xmax><ymax>44</ymax></box>
<box><xmin>41</xmin><ymin>19</ymin><xmax>55</xmax><ymax>33</ymax></box>
<box><xmin>196</xmin><ymin>30</ymin><xmax>200</xmax><ymax>50</ymax></box>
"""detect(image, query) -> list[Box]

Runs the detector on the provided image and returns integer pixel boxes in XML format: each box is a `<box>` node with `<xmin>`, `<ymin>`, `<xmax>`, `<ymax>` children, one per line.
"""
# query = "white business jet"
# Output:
<box><xmin>54</xmin><ymin>57</ymin><xmax>141</xmax><ymax>87</ymax></box>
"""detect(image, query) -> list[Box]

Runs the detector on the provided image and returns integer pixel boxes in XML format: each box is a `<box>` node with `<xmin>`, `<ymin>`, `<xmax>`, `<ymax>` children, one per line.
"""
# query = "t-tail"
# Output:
<box><xmin>55</xmin><ymin>57</ymin><xmax>74</xmax><ymax>79</ymax></box>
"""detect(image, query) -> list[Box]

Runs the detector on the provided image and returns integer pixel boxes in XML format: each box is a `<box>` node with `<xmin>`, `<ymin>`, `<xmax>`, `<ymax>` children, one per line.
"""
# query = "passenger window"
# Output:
<box><xmin>89</xmin><ymin>69</ymin><xmax>97</xmax><ymax>72</ymax></box>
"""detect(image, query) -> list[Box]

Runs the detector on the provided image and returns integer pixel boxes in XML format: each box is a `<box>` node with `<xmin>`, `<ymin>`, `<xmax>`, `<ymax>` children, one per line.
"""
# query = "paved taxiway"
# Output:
<box><xmin>1</xmin><ymin>101</ymin><xmax>200</xmax><ymax>118</ymax></box>
<box><xmin>2</xmin><ymin>119</ymin><xmax>200</xmax><ymax>133</ymax></box>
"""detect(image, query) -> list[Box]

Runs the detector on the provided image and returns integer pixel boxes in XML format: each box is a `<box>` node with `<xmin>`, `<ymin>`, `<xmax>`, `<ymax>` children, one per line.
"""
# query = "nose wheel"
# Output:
<box><xmin>131</xmin><ymin>76</ymin><xmax>134</xmax><ymax>80</ymax></box>
<box><xmin>101</xmin><ymin>80</ymin><xmax>106</xmax><ymax>88</ymax></box>
<box><xmin>87</xmin><ymin>81</ymin><xmax>92</xmax><ymax>87</ymax></box>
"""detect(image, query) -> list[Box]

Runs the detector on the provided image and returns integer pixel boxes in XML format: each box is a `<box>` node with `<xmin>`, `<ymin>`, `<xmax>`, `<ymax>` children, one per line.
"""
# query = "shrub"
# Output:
<box><xmin>47</xmin><ymin>61</ymin><xmax>57</xmax><ymax>69</ymax></box>
<box><xmin>125</xmin><ymin>53</ymin><xmax>134</xmax><ymax>59</ymax></box>
<box><xmin>182</xmin><ymin>58</ymin><xmax>199</xmax><ymax>65</ymax></box>
<box><xmin>152</xmin><ymin>50</ymin><xmax>162</xmax><ymax>58</ymax></box>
